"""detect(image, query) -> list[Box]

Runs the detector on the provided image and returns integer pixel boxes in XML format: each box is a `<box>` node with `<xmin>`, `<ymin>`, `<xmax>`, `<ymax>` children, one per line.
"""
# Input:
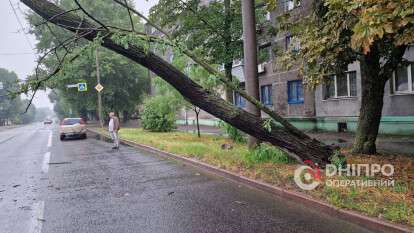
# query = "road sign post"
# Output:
<box><xmin>95</xmin><ymin>47</ymin><xmax>104</xmax><ymax>128</ymax></box>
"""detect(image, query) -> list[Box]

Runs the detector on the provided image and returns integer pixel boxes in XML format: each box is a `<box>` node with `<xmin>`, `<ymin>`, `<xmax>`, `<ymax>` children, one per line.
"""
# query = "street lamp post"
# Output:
<box><xmin>241</xmin><ymin>0</ymin><xmax>261</xmax><ymax>148</ymax></box>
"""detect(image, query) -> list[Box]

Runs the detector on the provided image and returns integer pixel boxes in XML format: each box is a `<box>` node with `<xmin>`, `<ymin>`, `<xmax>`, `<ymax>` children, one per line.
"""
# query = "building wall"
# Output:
<box><xmin>313</xmin><ymin>48</ymin><xmax>414</xmax><ymax>135</ymax></box>
<box><xmin>315</xmin><ymin>62</ymin><xmax>362</xmax><ymax>117</ymax></box>
<box><xmin>258</xmin><ymin>63</ymin><xmax>315</xmax><ymax>117</ymax></box>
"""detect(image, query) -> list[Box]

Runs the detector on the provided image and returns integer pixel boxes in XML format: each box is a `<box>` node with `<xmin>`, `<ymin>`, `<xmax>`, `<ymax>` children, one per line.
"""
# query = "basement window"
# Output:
<box><xmin>338</xmin><ymin>122</ymin><xmax>348</xmax><ymax>133</ymax></box>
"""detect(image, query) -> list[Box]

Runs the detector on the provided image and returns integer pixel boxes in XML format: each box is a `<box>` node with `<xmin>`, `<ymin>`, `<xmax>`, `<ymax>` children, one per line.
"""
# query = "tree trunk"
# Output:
<box><xmin>123</xmin><ymin>110</ymin><xmax>128</xmax><ymax>123</ymax></box>
<box><xmin>223</xmin><ymin>0</ymin><xmax>233</xmax><ymax>104</ymax></box>
<box><xmin>224</xmin><ymin>62</ymin><xmax>234</xmax><ymax>103</ymax></box>
<box><xmin>194</xmin><ymin>107</ymin><xmax>201</xmax><ymax>138</ymax></box>
<box><xmin>352</xmin><ymin>55</ymin><xmax>386</xmax><ymax>154</ymax></box>
<box><xmin>22</xmin><ymin>0</ymin><xmax>334</xmax><ymax>166</ymax></box>
<box><xmin>352</xmin><ymin>45</ymin><xmax>407</xmax><ymax>154</ymax></box>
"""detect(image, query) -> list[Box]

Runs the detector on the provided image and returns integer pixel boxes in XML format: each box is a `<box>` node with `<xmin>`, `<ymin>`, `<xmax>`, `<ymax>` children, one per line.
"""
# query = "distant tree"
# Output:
<box><xmin>272</xmin><ymin>0</ymin><xmax>414</xmax><ymax>154</ymax></box>
<box><xmin>20</xmin><ymin>99</ymin><xmax>37</xmax><ymax>124</ymax></box>
<box><xmin>0</xmin><ymin>68</ymin><xmax>22</xmax><ymax>125</ymax></box>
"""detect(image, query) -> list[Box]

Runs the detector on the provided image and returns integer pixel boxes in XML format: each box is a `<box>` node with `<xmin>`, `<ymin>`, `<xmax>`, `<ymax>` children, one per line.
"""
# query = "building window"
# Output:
<box><xmin>260</xmin><ymin>85</ymin><xmax>273</xmax><ymax>106</ymax></box>
<box><xmin>234</xmin><ymin>91</ymin><xmax>246</xmax><ymax>108</ymax></box>
<box><xmin>285</xmin><ymin>35</ymin><xmax>300</xmax><ymax>52</ymax></box>
<box><xmin>287</xmin><ymin>80</ymin><xmax>304</xmax><ymax>104</ymax></box>
<box><xmin>323</xmin><ymin>71</ymin><xmax>357</xmax><ymax>99</ymax></box>
<box><xmin>266</xmin><ymin>12</ymin><xmax>271</xmax><ymax>21</ymax></box>
<box><xmin>392</xmin><ymin>63</ymin><xmax>413</xmax><ymax>93</ymax></box>
<box><xmin>258</xmin><ymin>43</ymin><xmax>271</xmax><ymax>64</ymax></box>
<box><xmin>285</xmin><ymin>35</ymin><xmax>291</xmax><ymax>50</ymax></box>
<box><xmin>280</xmin><ymin>0</ymin><xmax>300</xmax><ymax>12</ymax></box>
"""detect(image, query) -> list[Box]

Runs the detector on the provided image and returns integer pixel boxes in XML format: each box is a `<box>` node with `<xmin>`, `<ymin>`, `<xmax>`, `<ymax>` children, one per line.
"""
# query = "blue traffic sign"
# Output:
<box><xmin>78</xmin><ymin>83</ymin><xmax>87</xmax><ymax>92</ymax></box>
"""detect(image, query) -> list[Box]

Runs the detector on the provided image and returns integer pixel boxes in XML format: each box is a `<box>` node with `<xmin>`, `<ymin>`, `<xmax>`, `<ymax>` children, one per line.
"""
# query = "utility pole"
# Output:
<box><xmin>95</xmin><ymin>47</ymin><xmax>104</xmax><ymax>128</ymax></box>
<box><xmin>241</xmin><ymin>0</ymin><xmax>261</xmax><ymax>148</ymax></box>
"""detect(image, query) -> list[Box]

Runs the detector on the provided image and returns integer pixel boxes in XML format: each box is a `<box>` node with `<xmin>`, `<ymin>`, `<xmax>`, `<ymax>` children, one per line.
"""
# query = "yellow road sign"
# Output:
<box><xmin>95</xmin><ymin>83</ymin><xmax>104</xmax><ymax>92</ymax></box>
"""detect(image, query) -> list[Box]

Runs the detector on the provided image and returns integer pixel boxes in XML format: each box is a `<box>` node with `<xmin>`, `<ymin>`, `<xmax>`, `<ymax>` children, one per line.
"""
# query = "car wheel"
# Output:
<box><xmin>60</xmin><ymin>135</ymin><xmax>65</xmax><ymax>141</ymax></box>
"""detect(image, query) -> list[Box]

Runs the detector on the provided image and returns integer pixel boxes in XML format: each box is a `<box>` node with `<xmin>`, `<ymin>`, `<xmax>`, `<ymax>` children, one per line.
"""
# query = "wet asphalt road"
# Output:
<box><xmin>0</xmin><ymin>123</ymin><xmax>375</xmax><ymax>233</ymax></box>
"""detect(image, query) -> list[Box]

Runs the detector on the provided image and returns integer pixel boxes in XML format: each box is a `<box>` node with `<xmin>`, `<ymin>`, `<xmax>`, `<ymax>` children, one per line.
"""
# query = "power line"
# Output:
<box><xmin>8</xmin><ymin>0</ymin><xmax>34</xmax><ymax>51</ymax></box>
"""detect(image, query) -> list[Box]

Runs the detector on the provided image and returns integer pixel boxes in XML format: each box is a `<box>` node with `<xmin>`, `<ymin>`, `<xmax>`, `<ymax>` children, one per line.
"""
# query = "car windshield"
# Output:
<box><xmin>62</xmin><ymin>118</ymin><xmax>81</xmax><ymax>125</ymax></box>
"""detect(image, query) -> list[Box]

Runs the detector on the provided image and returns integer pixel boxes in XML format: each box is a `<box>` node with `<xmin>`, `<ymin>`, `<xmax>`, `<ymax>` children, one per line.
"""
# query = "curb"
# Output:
<box><xmin>88</xmin><ymin>129</ymin><xmax>413</xmax><ymax>233</ymax></box>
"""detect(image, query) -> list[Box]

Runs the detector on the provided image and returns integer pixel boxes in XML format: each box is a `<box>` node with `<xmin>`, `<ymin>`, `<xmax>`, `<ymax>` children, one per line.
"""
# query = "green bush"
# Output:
<box><xmin>141</xmin><ymin>95</ymin><xmax>176</xmax><ymax>132</ymax></box>
<box><xmin>244</xmin><ymin>143</ymin><xmax>295</xmax><ymax>165</ymax></box>
<box><xmin>219</xmin><ymin>121</ymin><xmax>246</xmax><ymax>143</ymax></box>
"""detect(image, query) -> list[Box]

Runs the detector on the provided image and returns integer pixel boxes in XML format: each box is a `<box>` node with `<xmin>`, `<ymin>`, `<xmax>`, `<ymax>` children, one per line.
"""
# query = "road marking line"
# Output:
<box><xmin>47</xmin><ymin>131</ymin><xmax>52</xmax><ymax>148</ymax></box>
<box><xmin>41</xmin><ymin>152</ymin><xmax>51</xmax><ymax>173</ymax></box>
<box><xmin>30</xmin><ymin>201</ymin><xmax>45</xmax><ymax>233</ymax></box>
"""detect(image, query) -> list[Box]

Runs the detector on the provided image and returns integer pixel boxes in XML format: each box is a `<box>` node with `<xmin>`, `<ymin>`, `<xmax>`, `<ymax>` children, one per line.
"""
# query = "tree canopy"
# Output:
<box><xmin>272</xmin><ymin>0</ymin><xmax>414</xmax><ymax>85</ymax></box>
<box><xmin>0</xmin><ymin>68</ymin><xmax>37</xmax><ymax>125</ymax></box>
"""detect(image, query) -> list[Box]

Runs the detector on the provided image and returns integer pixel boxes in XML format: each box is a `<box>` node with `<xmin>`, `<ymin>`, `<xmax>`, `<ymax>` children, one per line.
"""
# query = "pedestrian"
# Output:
<box><xmin>108</xmin><ymin>112</ymin><xmax>120</xmax><ymax>149</ymax></box>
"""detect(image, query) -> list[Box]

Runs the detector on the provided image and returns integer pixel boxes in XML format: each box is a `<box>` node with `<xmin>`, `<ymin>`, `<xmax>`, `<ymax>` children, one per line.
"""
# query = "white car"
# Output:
<box><xmin>59</xmin><ymin>118</ymin><xmax>87</xmax><ymax>140</ymax></box>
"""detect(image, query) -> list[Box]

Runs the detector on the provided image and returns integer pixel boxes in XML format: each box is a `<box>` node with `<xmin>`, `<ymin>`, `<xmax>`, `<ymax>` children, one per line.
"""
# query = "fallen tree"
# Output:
<box><xmin>21</xmin><ymin>0</ymin><xmax>336</xmax><ymax>166</ymax></box>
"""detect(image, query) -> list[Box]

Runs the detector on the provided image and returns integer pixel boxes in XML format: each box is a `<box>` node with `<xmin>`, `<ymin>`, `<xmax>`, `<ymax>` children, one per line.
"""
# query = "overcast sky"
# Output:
<box><xmin>0</xmin><ymin>0</ymin><xmax>158</xmax><ymax>110</ymax></box>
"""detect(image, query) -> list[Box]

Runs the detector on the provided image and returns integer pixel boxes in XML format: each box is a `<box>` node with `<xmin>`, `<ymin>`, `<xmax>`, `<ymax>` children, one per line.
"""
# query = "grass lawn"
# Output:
<box><xmin>97</xmin><ymin>128</ymin><xmax>414</xmax><ymax>228</ymax></box>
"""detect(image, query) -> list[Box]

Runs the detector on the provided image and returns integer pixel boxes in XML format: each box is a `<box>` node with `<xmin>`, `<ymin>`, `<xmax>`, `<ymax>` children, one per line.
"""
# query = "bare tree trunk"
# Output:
<box><xmin>22</xmin><ymin>0</ymin><xmax>335</xmax><ymax>166</ymax></box>
<box><xmin>123</xmin><ymin>110</ymin><xmax>128</xmax><ymax>123</ymax></box>
<box><xmin>241</xmin><ymin>0</ymin><xmax>261</xmax><ymax>149</ymax></box>
<box><xmin>352</xmin><ymin>64</ymin><xmax>386</xmax><ymax>154</ymax></box>
<box><xmin>224</xmin><ymin>62</ymin><xmax>234</xmax><ymax>103</ymax></box>
<box><xmin>194</xmin><ymin>107</ymin><xmax>201</xmax><ymax>138</ymax></box>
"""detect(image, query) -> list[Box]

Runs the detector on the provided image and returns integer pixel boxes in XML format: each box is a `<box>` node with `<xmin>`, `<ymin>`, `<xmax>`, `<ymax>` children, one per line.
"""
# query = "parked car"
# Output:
<box><xmin>59</xmin><ymin>118</ymin><xmax>87</xmax><ymax>140</ymax></box>
<box><xmin>43</xmin><ymin>119</ymin><xmax>53</xmax><ymax>125</ymax></box>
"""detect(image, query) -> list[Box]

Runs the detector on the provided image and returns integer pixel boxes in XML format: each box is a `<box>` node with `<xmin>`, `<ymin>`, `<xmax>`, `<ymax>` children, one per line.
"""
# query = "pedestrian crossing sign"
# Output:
<box><xmin>78</xmin><ymin>83</ymin><xmax>87</xmax><ymax>92</ymax></box>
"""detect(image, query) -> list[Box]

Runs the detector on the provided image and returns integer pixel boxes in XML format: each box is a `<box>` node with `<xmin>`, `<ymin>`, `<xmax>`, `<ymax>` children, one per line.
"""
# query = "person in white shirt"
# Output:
<box><xmin>108</xmin><ymin>112</ymin><xmax>120</xmax><ymax>149</ymax></box>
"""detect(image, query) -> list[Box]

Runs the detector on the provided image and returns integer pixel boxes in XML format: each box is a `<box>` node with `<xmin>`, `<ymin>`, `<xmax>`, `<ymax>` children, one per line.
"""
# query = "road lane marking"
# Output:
<box><xmin>0</xmin><ymin>135</ymin><xmax>16</xmax><ymax>145</ymax></box>
<box><xmin>41</xmin><ymin>152</ymin><xmax>51</xmax><ymax>173</ymax></box>
<box><xmin>47</xmin><ymin>131</ymin><xmax>52</xmax><ymax>148</ymax></box>
<box><xmin>30</xmin><ymin>201</ymin><xmax>45</xmax><ymax>233</ymax></box>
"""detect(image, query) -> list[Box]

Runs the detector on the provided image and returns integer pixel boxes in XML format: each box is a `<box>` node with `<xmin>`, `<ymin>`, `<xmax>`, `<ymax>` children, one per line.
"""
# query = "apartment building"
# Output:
<box><xmin>244</xmin><ymin>0</ymin><xmax>414</xmax><ymax>135</ymax></box>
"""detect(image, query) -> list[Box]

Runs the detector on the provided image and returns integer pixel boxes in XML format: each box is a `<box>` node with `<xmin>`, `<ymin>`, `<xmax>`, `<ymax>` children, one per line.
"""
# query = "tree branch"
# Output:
<box><xmin>73</xmin><ymin>0</ymin><xmax>108</xmax><ymax>30</ymax></box>
<box><xmin>123</xmin><ymin>0</ymin><xmax>135</xmax><ymax>32</ymax></box>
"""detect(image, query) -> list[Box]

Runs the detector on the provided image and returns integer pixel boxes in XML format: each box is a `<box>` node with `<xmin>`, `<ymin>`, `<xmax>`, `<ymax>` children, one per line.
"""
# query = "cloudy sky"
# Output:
<box><xmin>0</xmin><ymin>0</ymin><xmax>158</xmax><ymax>109</ymax></box>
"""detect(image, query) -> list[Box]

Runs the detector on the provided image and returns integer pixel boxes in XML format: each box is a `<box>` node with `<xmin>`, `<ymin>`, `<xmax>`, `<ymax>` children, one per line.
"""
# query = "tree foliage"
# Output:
<box><xmin>272</xmin><ymin>0</ymin><xmax>414</xmax><ymax>85</ymax></box>
<box><xmin>150</xmin><ymin>0</ymin><xmax>244</xmax><ymax>66</ymax></box>
<box><xmin>0</xmin><ymin>68</ymin><xmax>37</xmax><ymax>125</ymax></box>
<box><xmin>141</xmin><ymin>95</ymin><xmax>177</xmax><ymax>132</ymax></box>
